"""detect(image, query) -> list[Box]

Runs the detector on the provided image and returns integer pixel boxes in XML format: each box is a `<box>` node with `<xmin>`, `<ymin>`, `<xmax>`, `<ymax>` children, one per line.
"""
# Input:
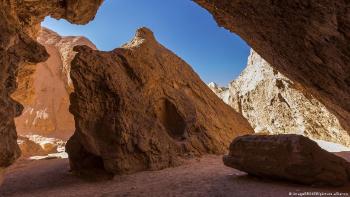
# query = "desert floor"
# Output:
<box><xmin>1</xmin><ymin>153</ymin><xmax>350</xmax><ymax>197</ymax></box>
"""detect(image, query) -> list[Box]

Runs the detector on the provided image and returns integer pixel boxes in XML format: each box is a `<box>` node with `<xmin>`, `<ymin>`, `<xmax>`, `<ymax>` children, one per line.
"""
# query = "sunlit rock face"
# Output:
<box><xmin>0</xmin><ymin>0</ymin><xmax>103</xmax><ymax>178</ymax></box>
<box><xmin>66</xmin><ymin>27</ymin><xmax>253</xmax><ymax>176</ymax></box>
<box><xmin>195</xmin><ymin>0</ymin><xmax>350</xmax><ymax>139</ymax></box>
<box><xmin>13</xmin><ymin>28</ymin><xmax>96</xmax><ymax>140</ymax></box>
<box><xmin>207</xmin><ymin>82</ymin><xmax>227</xmax><ymax>97</ymax></box>
<box><xmin>209</xmin><ymin>50</ymin><xmax>350</xmax><ymax>147</ymax></box>
<box><xmin>17</xmin><ymin>135</ymin><xmax>66</xmax><ymax>158</ymax></box>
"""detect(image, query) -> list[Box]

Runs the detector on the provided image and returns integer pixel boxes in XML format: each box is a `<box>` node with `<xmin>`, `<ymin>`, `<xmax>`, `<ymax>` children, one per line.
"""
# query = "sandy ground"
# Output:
<box><xmin>1</xmin><ymin>154</ymin><xmax>350</xmax><ymax>197</ymax></box>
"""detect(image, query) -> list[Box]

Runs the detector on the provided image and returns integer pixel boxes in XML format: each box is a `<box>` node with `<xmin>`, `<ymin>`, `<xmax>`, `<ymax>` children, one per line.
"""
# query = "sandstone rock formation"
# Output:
<box><xmin>0</xmin><ymin>0</ymin><xmax>103</xmax><ymax>179</ymax></box>
<box><xmin>223</xmin><ymin>134</ymin><xmax>350</xmax><ymax>186</ymax></box>
<box><xmin>209</xmin><ymin>50</ymin><xmax>350</xmax><ymax>147</ymax></box>
<box><xmin>13</xmin><ymin>27</ymin><xmax>96</xmax><ymax>140</ymax></box>
<box><xmin>66</xmin><ymin>27</ymin><xmax>253</xmax><ymax>176</ymax></box>
<box><xmin>17</xmin><ymin>136</ymin><xmax>47</xmax><ymax>157</ymax></box>
<box><xmin>17</xmin><ymin>135</ymin><xmax>65</xmax><ymax>158</ymax></box>
<box><xmin>195</xmin><ymin>0</ymin><xmax>350</xmax><ymax>139</ymax></box>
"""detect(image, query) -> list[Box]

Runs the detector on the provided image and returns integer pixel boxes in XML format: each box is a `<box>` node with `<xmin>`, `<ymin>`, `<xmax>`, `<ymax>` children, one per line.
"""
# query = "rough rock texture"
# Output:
<box><xmin>224</xmin><ymin>134</ymin><xmax>350</xmax><ymax>186</ymax></box>
<box><xmin>195</xmin><ymin>0</ymin><xmax>350</xmax><ymax>139</ymax></box>
<box><xmin>209</xmin><ymin>50</ymin><xmax>350</xmax><ymax>146</ymax></box>
<box><xmin>0</xmin><ymin>0</ymin><xmax>102</xmax><ymax>177</ymax></box>
<box><xmin>17</xmin><ymin>135</ymin><xmax>65</xmax><ymax>158</ymax></box>
<box><xmin>13</xmin><ymin>27</ymin><xmax>96</xmax><ymax>140</ymax></box>
<box><xmin>66</xmin><ymin>27</ymin><xmax>253</xmax><ymax>176</ymax></box>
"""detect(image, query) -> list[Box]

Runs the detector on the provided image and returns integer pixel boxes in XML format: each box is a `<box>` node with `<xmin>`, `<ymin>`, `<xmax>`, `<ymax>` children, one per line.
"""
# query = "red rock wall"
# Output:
<box><xmin>13</xmin><ymin>28</ymin><xmax>96</xmax><ymax>140</ymax></box>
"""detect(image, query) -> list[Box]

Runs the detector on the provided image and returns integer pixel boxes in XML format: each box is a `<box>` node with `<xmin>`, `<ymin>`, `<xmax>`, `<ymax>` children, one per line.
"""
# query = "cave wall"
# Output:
<box><xmin>194</xmin><ymin>0</ymin><xmax>350</xmax><ymax>134</ymax></box>
<box><xmin>0</xmin><ymin>0</ymin><xmax>103</xmax><ymax>171</ymax></box>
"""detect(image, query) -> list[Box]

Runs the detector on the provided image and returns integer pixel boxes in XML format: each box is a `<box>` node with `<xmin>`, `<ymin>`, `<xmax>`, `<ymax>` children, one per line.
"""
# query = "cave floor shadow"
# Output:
<box><xmin>0</xmin><ymin>154</ymin><xmax>349</xmax><ymax>197</ymax></box>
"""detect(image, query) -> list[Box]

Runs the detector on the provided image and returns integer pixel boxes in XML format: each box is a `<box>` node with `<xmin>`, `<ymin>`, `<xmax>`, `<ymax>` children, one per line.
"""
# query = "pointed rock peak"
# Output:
<box><xmin>135</xmin><ymin>27</ymin><xmax>156</xmax><ymax>40</ymax></box>
<box><xmin>122</xmin><ymin>27</ymin><xmax>158</xmax><ymax>49</ymax></box>
<box><xmin>208</xmin><ymin>82</ymin><xmax>219</xmax><ymax>89</ymax></box>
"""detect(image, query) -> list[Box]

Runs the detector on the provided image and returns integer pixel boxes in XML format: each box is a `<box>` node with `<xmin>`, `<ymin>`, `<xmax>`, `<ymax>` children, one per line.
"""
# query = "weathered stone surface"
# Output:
<box><xmin>224</xmin><ymin>134</ymin><xmax>350</xmax><ymax>186</ymax></box>
<box><xmin>195</xmin><ymin>0</ymin><xmax>350</xmax><ymax>139</ymax></box>
<box><xmin>13</xmin><ymin>27</ymin><xmax>96</xmax><ymax>140</ymax></box>
<box><xmin>66</xmin><ymin>27</ymin><xmax>253</xmax><ymax>176</ymax></box>
<box><xmin>209</xmin><ymin>50</ymin><xmax>350</xmax><ymax>147</ymax></box>
<box><xmin>0</xmin><ymin>0</ymin><xmax>102</xmax><ymax>174</ymax></box>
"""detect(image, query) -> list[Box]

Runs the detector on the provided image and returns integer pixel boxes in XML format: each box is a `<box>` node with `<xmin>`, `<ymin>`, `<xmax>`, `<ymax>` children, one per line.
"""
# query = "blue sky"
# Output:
<box><xmin>42</xmin><ymin>0</ymin><xmax>250</xmax><ymax>86</ymax></box>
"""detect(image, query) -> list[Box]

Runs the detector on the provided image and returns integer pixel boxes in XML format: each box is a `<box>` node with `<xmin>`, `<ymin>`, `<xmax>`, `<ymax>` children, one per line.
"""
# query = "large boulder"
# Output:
<box><xmin>17</xmin><ymin>136</ymin><xmax>47</xmax><ymax>157</ymax></box>
<box><xmin>224</xmin><ymin>134</ymin><xmax>350</xmax><ymax>186</ymax></box>
<box><xmin>209</xmin><ymin>50</ymin><xmax>350</xmax><ymax>147</ymax></box>
<box><xmin>195</xmin><ymin>0</ymin><xmax>350</xmax><ymax>137</ymax></box>
<box><xmin>17</xmin><ymin>135</ymin><xmax>66</xmax><ymax>158</ymax></box>
<box><xmin>13</xmin><ymin>27</ymin><xmax>96</xmax><ymax>140</ymax></box>
<box><xmin>66</xmin><ymin>27</ymin><xmax>253</xmax><ymax>176</ymax></box>
<box><xmin>0</xmin><ymin>0</ymin><xmax>103</xmax><ymax>182</ymax></box>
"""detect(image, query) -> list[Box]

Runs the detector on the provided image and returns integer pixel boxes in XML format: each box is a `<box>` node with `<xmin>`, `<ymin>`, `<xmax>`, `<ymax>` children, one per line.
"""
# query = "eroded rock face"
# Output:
<box><xmin>209</xmin><ymin>50</ymin><xmax>350</xmax><ymax>146</ymax></box>
<box><xmin>13</xmin><ymin>27</ymin><xmax>96</xmax><ymax>140</ymax></box>
<box><xmin>224</xmin><ymin>134</ymin><xmax>350</xmax><ymax>186</ymax></box>
<box><xmin>195</xmin><ymin>0</ymin><xmax>350</xmax><ymax>139</ymax></box>
<box><xmin>0</xmin><ymin>0</ymin><xmax>102</xmax><ymax>176</ymax></box>
<box><xmin>66</xmin><ymin>27</ymin><xmax>253</xmax><ymax>176</ymax></box>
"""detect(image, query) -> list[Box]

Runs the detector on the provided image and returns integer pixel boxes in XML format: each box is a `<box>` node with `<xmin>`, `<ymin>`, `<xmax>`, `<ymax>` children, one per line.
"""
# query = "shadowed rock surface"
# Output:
<box><xmin>0</xmin><ymin>0</ymin><xmax>103</xmax><ymax>181</ymax></box>
<box><xmin>13</xmin><ymin>27</ymin><xmax>96</xmax><ymax>140</ymax></box>
<box><xmin>209</xmin><ymin>50</ymin><xmax>350</xmax><ymax>147</ymax></box>
<box><xmin>224</xmin><ymin>134</ymin><xmax>350</xmax><ymax>186</ymax></box>
<box><xmin>66</xmin><ymin>27</ymin><xmax>253</xmax><ymax>176</ymax></box>
<box><xmin>195</xmin><ymin>0</ymin><xmax>350</xmax><ymax>138</ymax></box>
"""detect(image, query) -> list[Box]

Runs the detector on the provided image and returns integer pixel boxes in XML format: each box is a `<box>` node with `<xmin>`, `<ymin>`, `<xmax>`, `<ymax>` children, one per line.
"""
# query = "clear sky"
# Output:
<box><xmin>42</xmin><ymin>0</ymin><xmax>250</xmax><ymax>86</ymax></box>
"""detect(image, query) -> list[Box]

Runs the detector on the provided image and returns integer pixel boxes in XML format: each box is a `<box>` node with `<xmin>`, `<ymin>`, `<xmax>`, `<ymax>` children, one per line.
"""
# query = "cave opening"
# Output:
<box><xmin>9</xmin><ymin>0</ymin><xmax>252</xmax><ymax>162</ymax></box>
<box><xmin>7</xmin><ymin>0</ymin><xmax>348</xmax><ymax>174</ymax></box>
<box><xmin>41</xmin><ymin>0</ymin><xmax>251</xmax><ymax>87</ymax></box>
<box><xmin>1</xmin><ymin>0</ymin><xmax>349</xmax><ymax>195</ymax></box>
